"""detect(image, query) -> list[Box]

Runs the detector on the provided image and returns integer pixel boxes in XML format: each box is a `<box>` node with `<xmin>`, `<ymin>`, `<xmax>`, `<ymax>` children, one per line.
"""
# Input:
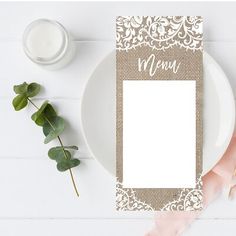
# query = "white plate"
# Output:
<box><xmin>81</xmin><ymin>51</ymin><xmax>235</xmax><ymax>176</ymax></box>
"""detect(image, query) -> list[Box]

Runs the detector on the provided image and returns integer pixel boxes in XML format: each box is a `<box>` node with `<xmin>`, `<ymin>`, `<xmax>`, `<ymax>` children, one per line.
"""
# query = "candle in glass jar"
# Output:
<box><xmin>23</xmin><ymin>19</ymin><xmax>75</xmax><ymax>69</ymax></box>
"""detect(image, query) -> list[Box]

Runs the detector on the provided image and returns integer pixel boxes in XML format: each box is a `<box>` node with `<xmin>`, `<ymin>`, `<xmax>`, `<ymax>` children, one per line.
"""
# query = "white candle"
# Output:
<box><xmin>23</xmin><ymin>19</ymin><xmax>75</xmax><ymax>69</ymax></box>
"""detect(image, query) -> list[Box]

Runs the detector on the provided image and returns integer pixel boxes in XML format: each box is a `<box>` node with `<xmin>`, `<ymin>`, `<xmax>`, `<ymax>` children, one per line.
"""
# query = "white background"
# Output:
<box><xmin>1</xmin><ymin>2</ymin><xmax>236</xmax><ymax>236</ymax></box>
<box><xmin>123</xmin><ymin>81</ymin><xmax>196</xmax><ymax>189</ymax></box>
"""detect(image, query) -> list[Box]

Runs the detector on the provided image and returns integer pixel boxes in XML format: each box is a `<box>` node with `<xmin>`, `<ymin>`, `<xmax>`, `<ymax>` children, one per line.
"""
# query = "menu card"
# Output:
<box><xmin>116</xmin><ymin>16</ymin><xmax>203</xmax><ymax>211</ymax></box>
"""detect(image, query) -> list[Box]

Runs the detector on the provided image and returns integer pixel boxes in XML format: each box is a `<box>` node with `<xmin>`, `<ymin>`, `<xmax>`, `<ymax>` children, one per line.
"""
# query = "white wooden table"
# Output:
<box><xmin>1</xmin><ymin>2</ymin><xmax>236</xmax><ymax>236</ymax></box>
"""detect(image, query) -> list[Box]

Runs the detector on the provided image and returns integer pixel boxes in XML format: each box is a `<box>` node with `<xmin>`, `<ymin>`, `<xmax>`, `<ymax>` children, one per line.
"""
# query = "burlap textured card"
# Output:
<box><xmin>116</xmin><ymin>16</ymin><xmax>203</xmax><ymax>211</ymax></box>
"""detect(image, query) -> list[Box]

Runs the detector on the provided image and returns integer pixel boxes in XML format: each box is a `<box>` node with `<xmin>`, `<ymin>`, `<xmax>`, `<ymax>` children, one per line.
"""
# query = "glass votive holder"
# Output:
<box><xmin>23</xmin><ymin>19</ymin><xmax>76</xmax><ymax>70</ymax></box>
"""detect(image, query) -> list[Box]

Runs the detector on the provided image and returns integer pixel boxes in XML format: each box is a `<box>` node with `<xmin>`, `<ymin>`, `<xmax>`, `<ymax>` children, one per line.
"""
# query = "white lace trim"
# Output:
<box><xmin>116</xmin><ymin>181</ymin><xmax>154</xmax><ymax>211</ymax></box>
<box><xmin>161</xmin><ymin>175</ymin><xmax>203</xmax><ymax>211</ymax></box>
<box><xmin>116</xmin><ymin>16</ymin><xmax>203</xmax><ymax>52</ymax></box>
<box><xmin>116</xmin><ymin>175</ymin><xmax>203</xmax><ymax>211</ymax></box>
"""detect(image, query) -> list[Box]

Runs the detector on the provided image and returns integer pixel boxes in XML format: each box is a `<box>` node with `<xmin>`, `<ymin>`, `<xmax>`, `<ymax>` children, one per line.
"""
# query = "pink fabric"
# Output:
<box><xmin>146</xmin><ymin>134</ymin><xmax>236</xmax><ymax>236</ymax></box>
<box><xmin>229</xmin><ymin>182</ymin><xmax>236</xmax><ymax>200</ymax></box>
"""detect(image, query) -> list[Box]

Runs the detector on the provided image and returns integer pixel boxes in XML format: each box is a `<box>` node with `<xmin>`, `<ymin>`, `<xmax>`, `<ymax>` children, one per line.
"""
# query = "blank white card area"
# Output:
<box><xmin>123</xmin><ymin>80</ymin><xmax>196</xmax><ymax>188</ymax></box>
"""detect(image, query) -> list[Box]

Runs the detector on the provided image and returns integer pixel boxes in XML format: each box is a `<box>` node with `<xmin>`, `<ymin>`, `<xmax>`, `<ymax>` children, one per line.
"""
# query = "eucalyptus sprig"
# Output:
<box><xmin>12</xmin><ymin>82</ymin><xmax>80</xmax><ymax>197</ymax></box>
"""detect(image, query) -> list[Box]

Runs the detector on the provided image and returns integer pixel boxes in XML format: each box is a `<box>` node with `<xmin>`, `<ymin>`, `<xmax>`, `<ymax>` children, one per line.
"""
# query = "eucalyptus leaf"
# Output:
<box><xmin>31</xmin><ymin>101</ymin><xmax>57</xmax><ymax>126</ymax></box>
<box><xmin>12</xmin><ymin>94</ymin><xmax>28</xmax><ymax>111</ymax></box>
<box><xmin>31</xmin><ymin>101</ymin><xmax>48</xmax><ymax>126</ymax></box>
<box><xmin>43</xmin><ymin>116</ymin><xmax>65</xmax><ymax>144</ymax></box>
<box><xmin>13</xmin><ymin>82</ymin><xmax>40</xmax><ymax>98</ymax></box>
<box><xmin>13</xmin><ymin>82</ymin><xmax>28</xmax><ymax>95</ymax></box>
<box><xmin>49</xmin><ymin>145</ymin><xmax>78</xmax><ymax>152</ymax></box>
<box><xmin>57</xmin><ymin>159</ymin><xmax>80</xmax><ymax>172</ymax></box>
<box><xmin>31</xmin><ymin>113</ymin><xmax>45</xmax><ymax>126</ymax></box>
<box><xmin>43</xmin><ymin>103</ymin><xmax>57</xmax><ymax>118</ymax></box>
<box><xmin>27</xmin><ymin>83</ymin><xmax>41</xmax><ymax>97</ymax></box>
<box><xmin>34</xmin><ymin>101</ymin><xmax>48</xmax><ymax>115</ymax></box>
<box><xmin>48</xmin><ymin>147</ymin><xmax>71</xmax><ymax>163</ymax></box>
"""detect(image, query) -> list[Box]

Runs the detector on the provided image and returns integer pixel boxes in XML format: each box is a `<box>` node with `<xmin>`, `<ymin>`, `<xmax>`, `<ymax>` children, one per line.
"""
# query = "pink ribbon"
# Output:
<box><xmin>146</xmin><ymin>134</ymin><xmax>236</xmax><ymax>236</ymax></box>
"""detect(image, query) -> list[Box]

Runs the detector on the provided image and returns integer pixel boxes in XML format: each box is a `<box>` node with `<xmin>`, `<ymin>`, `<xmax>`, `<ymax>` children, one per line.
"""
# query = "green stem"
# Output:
<box><xmin>27</xmin><ymin>98</ymin><xmax>79</xmax><ymax>197</ymax></box>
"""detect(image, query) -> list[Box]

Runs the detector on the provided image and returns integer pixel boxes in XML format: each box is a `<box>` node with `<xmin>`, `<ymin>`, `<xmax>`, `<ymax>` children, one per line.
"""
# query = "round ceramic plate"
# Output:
<box><xmin>81</xmin><ymin>51</ymin><xmax>235</xmax><ymax>176</ymax></box>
